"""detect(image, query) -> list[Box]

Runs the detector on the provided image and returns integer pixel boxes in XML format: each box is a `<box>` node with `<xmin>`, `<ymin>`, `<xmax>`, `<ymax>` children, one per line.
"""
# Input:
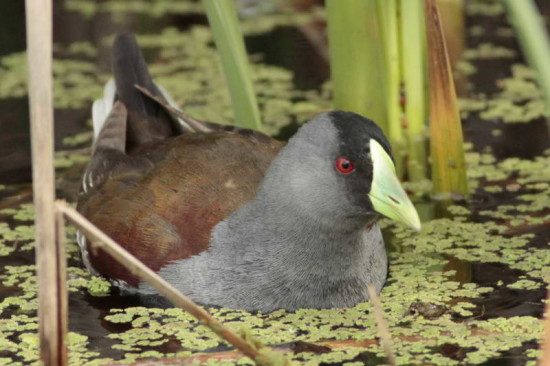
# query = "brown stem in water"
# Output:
<box><xmin>539</xmin><ymin>289</ymin><xmax>550</xmax><ymax>365</ymax></box>
<box><xmin>54</xmin><ymin>208</ymin><xmax>69</xmax><ymax>364</ymax></box>
<box><xmin>55</xmin><ymin>201</ymin><xmax>278</xmax><ymax>366</ymax></box>
<box><xmin>366</xmin><ymin>284</ymin><xmax>397</xmax><ymax>366</ymax></box>
<box><xmin>25</xmin><ymin>0</ymin><xmax>68</xmax><ymax>363</ymax></box>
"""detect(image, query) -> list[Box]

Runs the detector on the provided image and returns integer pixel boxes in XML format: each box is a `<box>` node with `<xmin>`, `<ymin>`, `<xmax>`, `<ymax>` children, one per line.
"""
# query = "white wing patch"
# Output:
<box><xmin>92</xmin><ymin>79</ymin><xmax>116</xmax><ymax>140</ymax></box>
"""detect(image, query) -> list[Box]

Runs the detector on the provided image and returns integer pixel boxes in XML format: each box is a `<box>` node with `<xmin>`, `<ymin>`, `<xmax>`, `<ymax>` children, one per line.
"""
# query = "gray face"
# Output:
<box><xmin>259</xmin><ymin>111</ymin><xmax>392</xmax><ymax>223</ymax></box>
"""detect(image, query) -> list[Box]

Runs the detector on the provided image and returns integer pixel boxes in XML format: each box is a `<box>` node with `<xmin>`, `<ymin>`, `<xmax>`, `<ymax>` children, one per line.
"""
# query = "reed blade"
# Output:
<box><xmin>376</xmin><ymin>0</ymin><xmax>405</xmax><ymax>176</ymax></box>
<box><xmin>326</xmin><ymin>0</ymin><xmax>388</xmax><ymax>133</ymax></box>
<box><xmin>437</xmin><ymin>0</ymin><xmax>465</xmax><ymax>70</ymax></box>
<box><xmin>424</xmin><ymin>0</ymin><xmax>468</xmax><ymax>198</ymax></box>
<box><xmin>400</xmin><ymin>0</ymin><xmax>428</xmax><ymax>181</ymax></box>
<box><xmin>502</xmin><ymin>0</ymin><xmax>550</xmax><ymax>118</ymax></box>
<box><xmin>202</xmin><ymin>0</ymin><xmax>262</xmax><ymax>130</ymax></box>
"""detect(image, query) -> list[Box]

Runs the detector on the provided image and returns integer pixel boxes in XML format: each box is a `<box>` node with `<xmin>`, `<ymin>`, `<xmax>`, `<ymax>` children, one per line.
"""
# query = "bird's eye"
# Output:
<box><xmin>335</xmin><ymin>157</ymin><xmax>355</xmax><ymax>174</ymax></box>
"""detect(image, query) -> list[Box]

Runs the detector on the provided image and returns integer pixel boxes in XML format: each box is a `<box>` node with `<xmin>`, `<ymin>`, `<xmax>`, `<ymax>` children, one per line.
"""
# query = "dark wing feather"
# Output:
<box><xmin>112</xmin><ymin>33</ymin><xmax>177</xmax><ymax>147</ymax></box>
<box><xmin>78</xmin><ymin>133</ymin><xmax>282</xmax><ymax>286</ymax></box>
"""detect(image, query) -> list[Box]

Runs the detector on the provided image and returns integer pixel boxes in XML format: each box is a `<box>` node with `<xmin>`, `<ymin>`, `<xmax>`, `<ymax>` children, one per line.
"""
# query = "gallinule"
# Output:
<box><xmin>77</xmin><ymin>34</ymin><xmax>420</xmax><ymax>311</ymax></box>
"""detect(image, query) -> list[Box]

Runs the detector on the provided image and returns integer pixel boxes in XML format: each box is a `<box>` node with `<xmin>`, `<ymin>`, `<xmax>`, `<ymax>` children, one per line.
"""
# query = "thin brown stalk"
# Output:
<box><xmin>0</xmin><ymin>188</ymin><xmax>33</xmax><ymax>211</ymax></box>
<box><xmin>134</xmin><ymin>84</ymin><xmax>212</xmax><ymax>133</ymax></box>
<box><xmin>55</xmin><ymin>201</ymin><xmax>281</xmax><ymax>366</ymax></box>
<box><xmin>25</xmin><ymin>0</ymin><xmax>67</xmax><ymax>364</ymax></box>
<box><xmin>54</xmin><ymin>209</ymin><xmax>69</xmax><ymax>364</ymax></box>
<box><xmin>539</xmin><ymin>289</ymin><xmax>550</xmax><ymax>365</ymax></box>
<box><xmin>366</xmin><ymin>284</ymin><xmax>397</xmax><ymax>366</ymax></box>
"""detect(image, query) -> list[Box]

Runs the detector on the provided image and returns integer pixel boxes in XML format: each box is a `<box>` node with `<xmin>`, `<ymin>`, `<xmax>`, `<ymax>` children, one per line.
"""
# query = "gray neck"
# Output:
<box><xmin>202</xmin><ymin>191</ymin><xmax>386</xmax><ymax>310</ymax></box>
<box><xmin>230</xmin><ymin>193</ymin><xmax>371</xmax><ymax>260</ymax></box>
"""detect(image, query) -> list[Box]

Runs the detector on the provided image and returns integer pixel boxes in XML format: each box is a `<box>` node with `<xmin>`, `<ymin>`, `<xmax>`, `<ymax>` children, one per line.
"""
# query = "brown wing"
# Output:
<box><xmin>78</xmin><ymin>132</ymin><xmax>282</xmax><ymax>286</ymax></box>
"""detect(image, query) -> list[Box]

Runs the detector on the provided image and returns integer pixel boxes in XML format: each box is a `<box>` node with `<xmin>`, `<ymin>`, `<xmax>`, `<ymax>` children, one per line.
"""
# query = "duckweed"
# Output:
<box><xmin>466</xmin><ymin>1</ymin><xmax>504</xmax><ymax>16</ymax></box>
<box><xmin>0</xmin><ymin>0</ymin><xmax>548</xmax><ymax>364</ymax></box>
<box><xmin>459</xmin><ymin>64</ymin><xmax>547</xmax><ymax>123</ymax></box>
<box><xmin>462</xmin><ymin>43</ymin><xmax>516</xmax><ymax>60</ymax></box>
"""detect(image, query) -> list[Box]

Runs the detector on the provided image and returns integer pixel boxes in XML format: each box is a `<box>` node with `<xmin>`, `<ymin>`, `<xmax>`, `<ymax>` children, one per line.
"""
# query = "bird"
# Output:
<box><xmin>77</xmin><ymin>33</ymin><xmax>421</xmax><ymax>312</ymax></box>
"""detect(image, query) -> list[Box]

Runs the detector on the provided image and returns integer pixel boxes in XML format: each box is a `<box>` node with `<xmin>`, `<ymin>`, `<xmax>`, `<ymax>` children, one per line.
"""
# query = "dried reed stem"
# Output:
<box><xmin>424</xmin><ymin>0</ymin><xmax>468</xmax><ymax>198</ymax></box>
<box><xmin>54</xmin><ymin>210</ymin><xmax>69</xmax><ymax>363</ymax></box>
<box><xmin>437</xmin><ymin>0</ymin><xmax>465</xmax><ymax>69</ymax></box>
<box><xmin>55</xmin><ymin>201</ymin><xmax>277</xmax><ymax>366</ymax></box>
<box><xmin>366</xmin><ymin>284</ymin><xmax>397</xmax><ymax>366</ymax></box>
<box><xmin>25</xmin><ymin>0</ymin><xmax>68</xmax><ymax>364</ymax></box>
<box><xmin>539</xmin><ymin>289</ymin><xmax>550</xmax><ymax>365</ymax></box>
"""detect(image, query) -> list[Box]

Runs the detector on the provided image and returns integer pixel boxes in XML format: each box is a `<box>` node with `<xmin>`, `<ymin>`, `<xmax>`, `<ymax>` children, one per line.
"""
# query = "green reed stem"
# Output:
<box><xmin>376</xmin><ymin>0</ymin><xmax>405</xmax><ymax>176</ymax></box>
<box><xmin>202</xmin><ymin>0</ymin><xmax>262</xmax><ymax>130</ymax></box>
<box><xmin>326</xmin><ymin>0</ymin><xmax>388</xmax><ymax>133</ymax></box>
<box><xmin>502</xmin><ymin>0</ymin><xmax>550</xmax><ymax>117</ymax></box>
<box><xmin>400</xmin><ymin>0</ymin><xmax>428</xmax><ymax>182</ymax></box>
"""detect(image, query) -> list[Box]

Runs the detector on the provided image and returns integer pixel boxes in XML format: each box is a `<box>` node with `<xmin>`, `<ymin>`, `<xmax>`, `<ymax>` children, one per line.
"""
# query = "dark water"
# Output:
<box><xmin>0</xmin><ymin>1</ymin><xmax>549</xmax><ymax>365</ymax></box>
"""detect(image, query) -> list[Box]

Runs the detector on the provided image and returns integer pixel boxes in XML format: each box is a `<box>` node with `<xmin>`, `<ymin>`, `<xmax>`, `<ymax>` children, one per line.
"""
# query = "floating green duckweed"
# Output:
<box><xmin>459</xmin><ymin>64</ymin><xmax>546</xmax><ymax>123</ymax></box>
<box><xmin>0</xmin><ymin>222</ymin><xmax>34</xmax><ymax>256</ymax></box>
<box><xmin>65</xmin><ymin>0</ymin><xmax>204</xmax><ymax>18</ymax></box>
<box><xmin>54</xmin><ymin>42</ymin><xmax>98</xmax><ymax>58</ymax></box>
<box><xmin>469</xmin><ymin>25</ymin><xmax>485</xmax><ymax>37</ymax></box>
<box><xmin>507</xmin><ymin>279</ymin><xmax>542</xmax><ymax>290</ymax></box>
<box><xmin>0</xmin><ymin>52</ymin><xmax>104</xmax><ymax>109</ymax></box>
<box><xmin>1</xmin><ymin>0</ymin><xmax>548</xmax><ymax>364</ymax></box>
<box><xmin>466</xmin><ymin>1</ymin><xmax>504</xmax><ymax>16</ymax></box>
<box><xmin>455</xmin><ymin>59</ymin><xmax>478</xmax><ymax>76</ymax></box>
<box><xmin>1</xmin><ymin>204</ymin><xmax>35</xmax><ymax>222</ymax></box>
<box><xmin>65</xmin><ymin>0</ymin><xmax>319</xmax><ymax>37</ymax></box>
<box><xmin>401</xmin><ymin>179</ymin><xmax>433</xmax><ymax>198</ymax></box>
<box><xmin>55</xmin><ymin>151</ymin><xmax>90</xmax><ymax>169</ymax></box>
<box><xmin>62</xmin><ymin>131</ymin><xmax>94</xmax><ymax>148</ymax></box>
<box><xmin>462</xmin><ymin>43</ymin><xmax>516</xmax><ymax>60</ymax></box>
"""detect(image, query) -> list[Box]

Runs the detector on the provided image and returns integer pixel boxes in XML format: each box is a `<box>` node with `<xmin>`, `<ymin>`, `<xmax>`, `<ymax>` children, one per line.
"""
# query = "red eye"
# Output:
<box><xmin>335</xmin><ymin>157</ymin><xmax>355</xmax><ymax>174</ymax></box>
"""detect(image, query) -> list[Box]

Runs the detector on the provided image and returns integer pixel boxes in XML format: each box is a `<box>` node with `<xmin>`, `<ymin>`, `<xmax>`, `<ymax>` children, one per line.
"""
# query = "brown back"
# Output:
<box><xmin>78</xmin><ymin>132</ymin><xmax>282</xmax><ymax>286</ymax></box>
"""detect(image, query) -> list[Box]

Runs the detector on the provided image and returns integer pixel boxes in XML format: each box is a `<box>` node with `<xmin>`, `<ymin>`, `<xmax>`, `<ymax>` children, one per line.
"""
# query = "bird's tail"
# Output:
<box><xmin>92</xmin><ymin>33</ymin><xmax>191</xmax><ymax>151</ymax></box>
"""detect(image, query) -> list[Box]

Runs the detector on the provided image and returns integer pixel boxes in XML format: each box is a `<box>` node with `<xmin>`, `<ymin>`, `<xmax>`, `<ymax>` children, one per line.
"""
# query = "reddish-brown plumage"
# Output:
<box><xmin>78</xmin><ymin>132</ymin><xmax>282</xmax><ymax>286</ymax></box>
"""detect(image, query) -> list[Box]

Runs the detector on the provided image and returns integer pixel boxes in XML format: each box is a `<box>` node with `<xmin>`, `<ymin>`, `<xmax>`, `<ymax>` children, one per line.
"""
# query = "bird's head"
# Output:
<box><xmin>261</xmin><ymin>111</ymin><xmax>421</xmax><ymax>231</ymax></box>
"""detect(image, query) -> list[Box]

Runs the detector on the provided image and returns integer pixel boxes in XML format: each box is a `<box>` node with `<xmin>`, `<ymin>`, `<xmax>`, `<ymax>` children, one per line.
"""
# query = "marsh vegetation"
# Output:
<box><xmin>0</xmin><ymin>0</ymin><xmax>549</xmax><ymax>365</ymax></box>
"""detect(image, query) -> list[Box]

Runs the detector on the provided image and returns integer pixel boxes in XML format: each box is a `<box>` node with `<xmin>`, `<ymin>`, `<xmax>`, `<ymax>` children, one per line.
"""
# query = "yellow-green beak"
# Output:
<box><xmin>368</xmin><ymin>139</ymin><xmax>421</xmax><ymax>231</ymax></box>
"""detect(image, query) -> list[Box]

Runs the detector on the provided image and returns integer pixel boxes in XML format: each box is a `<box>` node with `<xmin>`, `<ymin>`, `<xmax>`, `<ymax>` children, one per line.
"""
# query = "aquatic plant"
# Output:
<box><xmin>326</xmin><ymin>0</ymin><xmax>468</xmax><ymax>195</ymax></box>
<box><xmin>325</xmin><ymin>0</ymin><xmax>388</xmax><ymax>134</ymax></box>
<box><xmin>202</xmin><ymin>0</ymin><xmax>262</xmax><ymax>131</ymax></box>
<box><xmin>502</xmin><ymin>0</ymin><xmax>550</xmax><ymax>117</ymax></box>
<box><xmin>399</xmin><ymin>0</ymin><xmax>427</xmax><ymax>182</ymax></box>
<box><xmin>424</xmin><ymin>0</ymin><xmax>468</xmax><ymax>198</ymax></box>
<box><xmin>376</xmin><ymin>0</ymin><xmax>403</xmax><ymax>175</ymax></box>
<box><xmin>2</xmin><ymin>0</ymin><xmax>548</xmax><ymax>364</ymax></box>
